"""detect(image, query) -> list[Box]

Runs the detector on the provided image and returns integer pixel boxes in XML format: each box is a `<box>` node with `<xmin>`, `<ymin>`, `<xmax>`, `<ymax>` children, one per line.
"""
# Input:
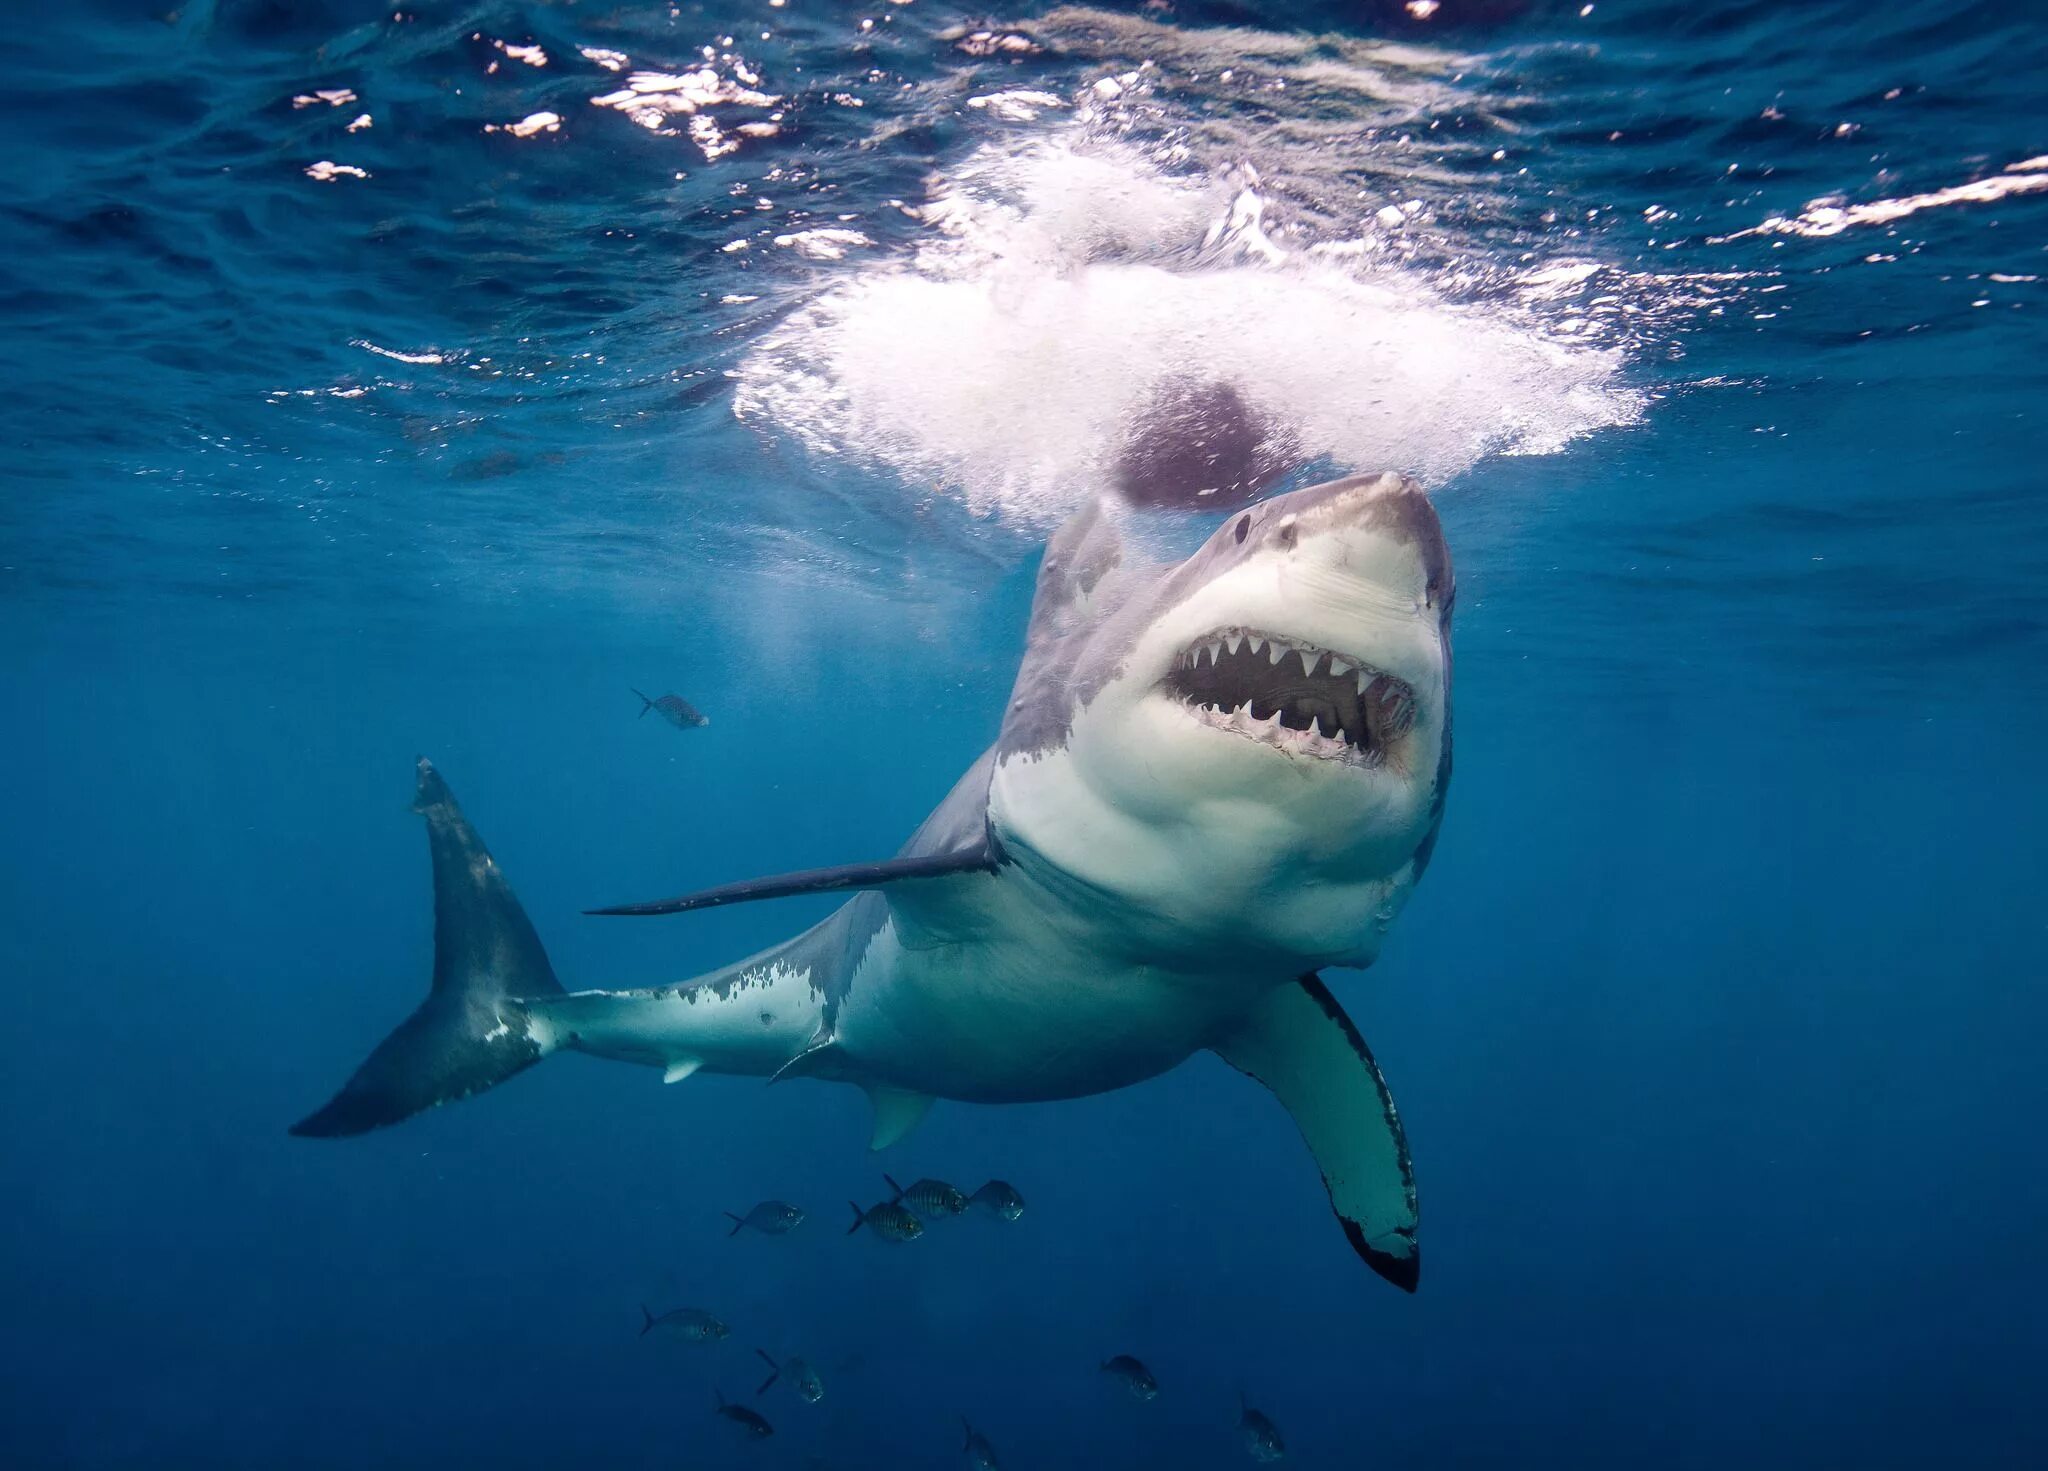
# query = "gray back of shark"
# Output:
<box><xmin>293</xmin><ymin>472</ymin><xmax>1454</xmax><ymax>1292</ymax></box>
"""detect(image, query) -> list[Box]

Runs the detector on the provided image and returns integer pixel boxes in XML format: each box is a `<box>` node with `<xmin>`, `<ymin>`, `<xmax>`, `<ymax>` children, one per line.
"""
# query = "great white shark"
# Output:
<box><xmin>293</xmin><ymin>471</ymin><xmax>1454</xmax><ymax>1291</ymax></box>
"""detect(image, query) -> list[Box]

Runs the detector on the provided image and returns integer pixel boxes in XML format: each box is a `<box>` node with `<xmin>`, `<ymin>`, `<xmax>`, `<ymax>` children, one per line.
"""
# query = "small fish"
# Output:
<box><xmin>756</xmin><ymin>1348</ymin><xmax>825</xmax><ymax>1403</ymax></box>
<box><xmin>967</xmin><ymin>1180</ymin><xmax>1025</xmax><ymax>1221</ymax></box>
<box><xmin>639</xmin><ymin>1304</ymin><xmax>729</xmax><ymax>1342</ymax></box>
<box><xmin>715</xmin><ymin>1387</ymin><xmax>775</xmax><ymax>1439</ymax></box>
<box><xmin>1238</xmin><ymin>1395</ymin><xmax>1286</xmax><ymax>1463</ymax></box>
<box><xmin>633</xmin><ymin>686</ymin><xmax>709</xmax><ymax>729</ymax></box>
<box><xmin>725</xmin><ymin>1200</ymin><xmax>805</xmax><ymax>1236</ymax></box>
<box><xmin>885</xmin><ymin>1173</ymin><xmax>968</xmax><ymax>1219</ymax></box>
<box><xmin>1101</xmin><ymin>1354</ymin><xmax>1159</xmax><ymax>1400</ymax></box>
<box><xmin>961</xmin><ymin>1417</ymin><xmax>1001</xmax><ymax>1471</ymax></box>
<box><xmin>847</xmin><ymin>1197</ymin><xmax>924</xmax><ymax>1242</ymax></box>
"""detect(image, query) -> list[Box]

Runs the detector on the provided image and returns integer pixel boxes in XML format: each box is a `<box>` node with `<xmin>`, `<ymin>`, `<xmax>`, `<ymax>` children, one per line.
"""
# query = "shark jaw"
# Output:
<box><xmin>1163</xmin><ymin>627</ymin><xmax>1417</xmax><ymax>770</ymax></box>
<box><xmin>989</xmin><ymin>472</ymin><xmax>1452</xmax><ymax>972</ymax></box>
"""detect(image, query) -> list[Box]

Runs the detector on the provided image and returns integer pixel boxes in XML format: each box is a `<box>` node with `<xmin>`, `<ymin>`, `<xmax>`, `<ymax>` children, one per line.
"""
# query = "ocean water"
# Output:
<box><xmin>3</xmin><ymin>1</ymin><xmax>2046</xmax><ymax>1466</ymax></box>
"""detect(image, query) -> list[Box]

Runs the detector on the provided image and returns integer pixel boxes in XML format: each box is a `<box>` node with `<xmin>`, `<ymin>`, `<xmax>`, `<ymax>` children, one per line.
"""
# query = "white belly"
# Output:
<box><xmin>834</xmin><ymin>895</ymin><xmax>1279</xmax><ymax>1104</ymax></box>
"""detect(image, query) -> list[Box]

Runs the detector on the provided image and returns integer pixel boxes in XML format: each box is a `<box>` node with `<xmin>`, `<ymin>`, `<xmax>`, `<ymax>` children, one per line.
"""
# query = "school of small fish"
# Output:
<box><xmin>639</xmin><ymin>1178</ymin><xmax>1287</xmax><ymax>1462</ymax></box>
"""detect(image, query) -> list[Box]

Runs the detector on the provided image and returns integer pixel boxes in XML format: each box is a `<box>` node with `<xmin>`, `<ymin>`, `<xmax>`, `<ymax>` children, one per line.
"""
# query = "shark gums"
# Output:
<box><xmin>292</xmin><ymin>472</ymin><xmax>1453</xmax><ymax>1292</ymax></box>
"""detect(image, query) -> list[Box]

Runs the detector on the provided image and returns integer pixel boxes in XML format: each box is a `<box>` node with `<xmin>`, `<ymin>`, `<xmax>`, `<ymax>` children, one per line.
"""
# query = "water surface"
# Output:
<box><xmin>3</xmin><ymin>2</ymin><xmax>2045</xmax><ymax>1466</ymax></box>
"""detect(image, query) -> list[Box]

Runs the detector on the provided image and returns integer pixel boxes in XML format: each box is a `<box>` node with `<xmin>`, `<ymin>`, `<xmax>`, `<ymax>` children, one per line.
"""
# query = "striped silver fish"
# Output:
<box><xmin>1238</xmin><ymin>1395</ymin><xmax>1285</xmax><ymax>1462</ymax></box>
<box><xmin>847</xmin><ymin>1198</ymin><xmax>924</xmax><ymax>1242</ymax></box>
<box><xmin>885</xmin><ymin>1173</ymin><xmax>967</xmax><ymax>1218</ymax></box>
<box><xmin>961</xmin><ymin>1418</ymin><xmax>1001</xmax><ymax>1470</ymax></box>
<box><xmin>756</xmin><ymin>1348</ymin><xmax>824</xmax><ymax>1403</ymax></box>
<box><xmin>1101</xmin><ymin>1354</ymin><xmax>1159</xmax><ymax>1400</ymax></box>
<box><xmin>725</xmin><ymin>1200</ymin><xmax>804</xmax><ymax>1236</ymax></box>
<box><xmin>640</xmin><ymin>1304</ymin><xmax>728</xmax><ymax>1342</ymax></box>
<box><xmin>966</xmin><ymin>1180</ymin><xmax>1025</xmax><ymax>1221</ymax></box>
<box><xmin>714</xmin><ymin>1387</ymin><xmax>774</xmax><ymax>1438</ymax></box>
<box><xmin>633</xmin><ymin>686</ymin><xmax>709</xmax><ymax>729</ymax></box>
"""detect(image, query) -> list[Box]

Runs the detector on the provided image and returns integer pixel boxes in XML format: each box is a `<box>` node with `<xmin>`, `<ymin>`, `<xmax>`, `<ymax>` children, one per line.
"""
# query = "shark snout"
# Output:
<box><xmin>1274</xmin><ymin>473</ymin><xmax>1451</xmax><ymax>616</ymax></box>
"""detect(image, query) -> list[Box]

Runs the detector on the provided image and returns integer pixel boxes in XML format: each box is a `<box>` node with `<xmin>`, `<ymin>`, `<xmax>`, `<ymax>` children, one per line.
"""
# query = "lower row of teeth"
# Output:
<box><xmin>1202</xmin><ymin>702</ymin><xmax>1355</xmax><ymax>747</ymax></box>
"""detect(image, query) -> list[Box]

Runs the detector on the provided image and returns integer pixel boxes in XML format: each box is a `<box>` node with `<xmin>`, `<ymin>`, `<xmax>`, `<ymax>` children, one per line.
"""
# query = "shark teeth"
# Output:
<box><xmin>1166</xmin><ymin>626</ymin><xmax>1414</xmax><ymax>769</ymax></box>
<box><xmin>1191</xmin><ymin>695</ymin><xmax>1371</xmax><ymax>766</ymax></box>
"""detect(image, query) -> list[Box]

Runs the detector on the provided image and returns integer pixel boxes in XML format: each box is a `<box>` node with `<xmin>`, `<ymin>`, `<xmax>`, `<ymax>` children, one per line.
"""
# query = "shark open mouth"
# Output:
<box><xmin>1165</xmin><ymin>628</ymin><xmax>1416</xmax><ymax>766</ymax></box>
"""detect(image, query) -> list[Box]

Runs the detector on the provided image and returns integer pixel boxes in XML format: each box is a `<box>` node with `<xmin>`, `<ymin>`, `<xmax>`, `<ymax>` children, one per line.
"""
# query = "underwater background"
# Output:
<box><xmin>4</xmin><ymin>0</ymin><xmax>2046</xmax><ymax>1466</ymax></box>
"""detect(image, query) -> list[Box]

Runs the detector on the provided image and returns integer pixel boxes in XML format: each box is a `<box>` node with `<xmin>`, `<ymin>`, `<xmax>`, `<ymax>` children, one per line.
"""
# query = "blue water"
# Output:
<box><xmin>5</xmin><ymin>1</ymin><xmax>2047</xmax><ymax>1466</ymax></box>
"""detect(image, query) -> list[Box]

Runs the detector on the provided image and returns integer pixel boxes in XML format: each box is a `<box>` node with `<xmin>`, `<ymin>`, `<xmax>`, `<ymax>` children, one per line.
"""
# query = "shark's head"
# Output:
<box><xmin>990</xmin><ymin>472</ymin><xmax>1452</xmax><ymax>971</ymax></box>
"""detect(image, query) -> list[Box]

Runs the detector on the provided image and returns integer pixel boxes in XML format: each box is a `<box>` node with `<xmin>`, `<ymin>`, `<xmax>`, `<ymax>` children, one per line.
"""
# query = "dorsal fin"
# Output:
<box><xmin>1028</xmin><ymin>497</ymin><xmax>1125</xmax><ymax>633</ymax></box>
<box><xmin>996</xmin><ymin>497</ymin><xmax>1133</xmax><ymax>760</ymax></box>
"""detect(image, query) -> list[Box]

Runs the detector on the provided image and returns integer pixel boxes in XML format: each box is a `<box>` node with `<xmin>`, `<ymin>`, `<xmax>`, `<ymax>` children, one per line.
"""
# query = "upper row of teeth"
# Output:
<box><xmin>1184</xmin><ymin>634</ymin><xmax>1377</xmax><ymax>691</ymax></box>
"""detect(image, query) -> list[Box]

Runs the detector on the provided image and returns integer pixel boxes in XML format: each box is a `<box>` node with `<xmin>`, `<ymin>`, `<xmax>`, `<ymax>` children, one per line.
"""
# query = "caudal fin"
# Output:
<box><xmin>640</xmin><ymin>1305</ymin><xmax>657</xmax><ymax>1337</ymax></box>
<box><xmin>755</xmin><ymin>1349</ymin><xmax>780</xmax><ymax>1397</ymax></box>
<box><xmin>631</xmin><ymin>686</ymin><xmax>654</xmax><ymax>717</ymax></box>
<box><xmin>724</xmin><ymin>1212</ymin><xmax>748</xmax><ymax>1237</ymax></box>
<box><xmin>846</xmin><ymin>1201</ymin><xmax>865</xmax><ymax>1236</ymax></box>
<box><xmin>883</xmin><ymin>1173</ymin><xmax>905</xmax><ymax>1203</ymax></box>
<box><xmin>289</xmin><ymin>759</ymin><xmax>567</xmax><ymax>1138</ymax></box>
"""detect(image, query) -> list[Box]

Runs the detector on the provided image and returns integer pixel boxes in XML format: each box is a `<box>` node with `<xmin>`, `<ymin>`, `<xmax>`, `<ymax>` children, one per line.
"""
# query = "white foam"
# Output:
<box><xmin>736</xmin><ymin>134</ymin><xmax>1641</xmax><ymax>527</ymax></box>
<box><xmin>1712</xmin><ymin>157</ymin><xmax>2048</xmax><ymax>242</ymax></box>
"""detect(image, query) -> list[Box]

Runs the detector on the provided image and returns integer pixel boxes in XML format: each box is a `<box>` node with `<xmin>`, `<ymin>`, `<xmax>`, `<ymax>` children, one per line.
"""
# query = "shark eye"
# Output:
<box><xmin>1234</xmin><ymin>515</ymin><xmax>1250</xmax><ymax>544</ymax></box>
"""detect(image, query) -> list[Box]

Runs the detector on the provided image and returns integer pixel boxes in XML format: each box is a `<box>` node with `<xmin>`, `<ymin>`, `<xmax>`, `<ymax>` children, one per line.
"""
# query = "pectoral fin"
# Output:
<box><xmin>585</xmin><ymin>842</ymin><xmax>1001</xmax><ymax>918</ymax></box>
<box><xmin>1212</xmin><ymin>975</ymin><xmax>1419</xmax><ymax>1292</ymax></box>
